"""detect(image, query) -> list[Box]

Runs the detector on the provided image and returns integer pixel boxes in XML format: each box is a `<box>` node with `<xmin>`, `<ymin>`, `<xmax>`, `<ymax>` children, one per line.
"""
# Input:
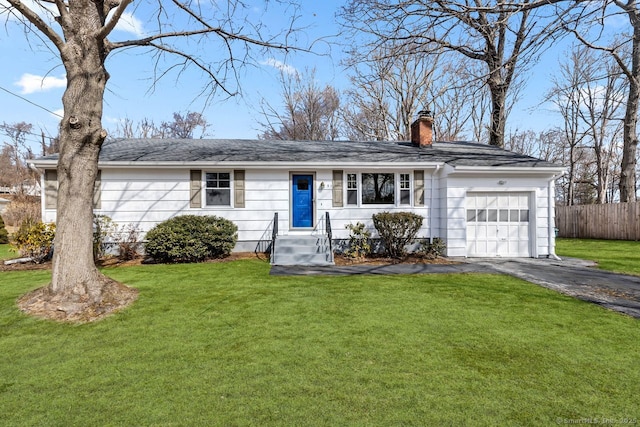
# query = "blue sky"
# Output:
<box><xmin>0</xmin><ymin>0</ymin><xmax>622</xmax><ymax>152</ymax></box>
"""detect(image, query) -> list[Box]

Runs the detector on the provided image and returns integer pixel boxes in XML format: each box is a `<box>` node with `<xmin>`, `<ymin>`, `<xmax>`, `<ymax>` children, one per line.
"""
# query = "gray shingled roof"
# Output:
<box><xmin>37</xmin><ymin>138</ymin><xmax>561</xmax><ymax>168</ymax></box>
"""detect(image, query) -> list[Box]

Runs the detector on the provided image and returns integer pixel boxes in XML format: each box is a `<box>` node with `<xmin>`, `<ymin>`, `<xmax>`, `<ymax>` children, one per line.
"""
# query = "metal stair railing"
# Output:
<box><xmin>270</xmin><ymin>212</ymin><xmax>278</xmax><ymax>264</ymax></box>
<box><xmin>325</xmin><ymin>212</ymin><xmax>333</xmax><ymax>262</ymax></box>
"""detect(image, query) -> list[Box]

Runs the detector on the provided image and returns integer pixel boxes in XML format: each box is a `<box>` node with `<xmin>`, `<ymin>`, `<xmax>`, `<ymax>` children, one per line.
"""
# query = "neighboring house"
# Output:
<box><xmin>0</xmin><ymin>197</ymin><xmax>9</xmax><ymax>214</ymax></box>
<box><xmin>31</xmin><ymin>114</ymin><xmax>565</xmax><ymax>261</ymax></box>
<box><xmin>0</xmin><ymin>183</ymin><xmax>40</xmax><ymax>196</ymax></box>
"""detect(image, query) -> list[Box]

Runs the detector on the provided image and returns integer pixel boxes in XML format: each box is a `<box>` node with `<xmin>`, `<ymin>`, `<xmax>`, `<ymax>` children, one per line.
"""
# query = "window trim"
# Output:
<box><xmin>346</xmin><ymin>173</ymin><xmax>358</xmax><ymax>206</ymax></box>
<box><xmin>203</xmin><ymin>170</ymin><xmax>233</xmax><ymax>208</ymax></box>
<box><xmin>399</xmin><ymin>173</ymin><xmax>411</xmax><ymax>206</ymax></box>
<box><xmin>343</xmin><ymin>171</ymin><xmax>414</xmax><ymax>207</ymax></box>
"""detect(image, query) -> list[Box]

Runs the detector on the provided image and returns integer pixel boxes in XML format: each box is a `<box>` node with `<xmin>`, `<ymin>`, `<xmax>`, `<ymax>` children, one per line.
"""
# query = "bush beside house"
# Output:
<box><xmin>0</xmin><ymin>216</ymin><xmax>9</xmax><ymax>244</ymax></box>
<box><xmin>145</xmin><ymin>215</ymin><xmax>238</xmax><ymax>263</ymax></box>
<box><xmin>372</xmin><ymin>212</ymin><xmax>424</xmax><ymax>258</ymax></box>
<box><xmin>10</xmin><ymin>220</ymin><xmax>56</xmax><ymax>263</ymax></box>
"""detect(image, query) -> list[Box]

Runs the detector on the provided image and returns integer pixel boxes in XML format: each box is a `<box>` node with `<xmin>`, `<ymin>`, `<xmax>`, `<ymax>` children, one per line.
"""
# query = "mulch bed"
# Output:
<box><xmin>2</xmin><ymin>252</ymin><xmax>452</xmax><ymax>272</ymax></box>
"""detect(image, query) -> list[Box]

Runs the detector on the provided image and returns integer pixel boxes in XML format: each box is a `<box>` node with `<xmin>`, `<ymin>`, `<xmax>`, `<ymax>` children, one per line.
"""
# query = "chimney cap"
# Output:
<box><xmin>417</xmin><ymin>110</ymin><xmax>433</xmax><ymax>119</ymax></box>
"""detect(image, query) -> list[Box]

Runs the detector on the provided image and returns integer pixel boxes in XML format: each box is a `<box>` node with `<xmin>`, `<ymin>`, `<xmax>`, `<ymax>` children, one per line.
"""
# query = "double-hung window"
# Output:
<box><xmin>347</xmin><ymin>173</ymin><xmax>358</xmax><ymax>205</ymax></box>
<box><xmin>399</xmin><ymin>173</ymin><xmax>411</xmax><ymax>205</ymax></box>
<box><xmin>205</xmin><ymin>172</ymin><xmax>231</xmax><ymax>206</ymax></box>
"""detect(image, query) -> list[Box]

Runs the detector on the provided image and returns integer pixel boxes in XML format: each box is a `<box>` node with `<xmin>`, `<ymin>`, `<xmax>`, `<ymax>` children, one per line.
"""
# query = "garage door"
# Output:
<box><xmin>466</xmin><ymin>192</ymin><xmax>531</xmax><ymax>257</ymax></box>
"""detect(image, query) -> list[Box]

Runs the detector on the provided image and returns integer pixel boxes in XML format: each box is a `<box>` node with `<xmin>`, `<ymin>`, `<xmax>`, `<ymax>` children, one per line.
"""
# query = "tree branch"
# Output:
<box><xmin>98</xmin><ymin>0</ymin><xmax>134</xmax><ymax>40</ymax></box>
<box><xmin>148</xmin><ymin>42</ymin><xmax>236</xmax><ymax>97</ymax></box>
<box><xmin>108</xmin><ymin>26</ymin><xmax>292</xmax><ymax>52</ymax></box>
<box><xmin>6</xmin><ymin>0</ymin><xmax>64</xmax><ymax>50</ymax></box>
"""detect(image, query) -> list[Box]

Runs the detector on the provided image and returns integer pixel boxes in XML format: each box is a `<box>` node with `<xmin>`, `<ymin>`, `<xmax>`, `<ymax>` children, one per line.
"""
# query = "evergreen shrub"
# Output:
<box><xmin>145</xmin><ymin>215</ymin><xmax>237</xmax><ymax>263</ymax></box>
<box><xmin>0</xmin><ymin>216</ymin><xmax>8</xmax><ymax>244</ymax></box>
<box><xmin>372</xmin><ymin>211</ymin><xmax>423</xmax><ymax>258</ymax></box>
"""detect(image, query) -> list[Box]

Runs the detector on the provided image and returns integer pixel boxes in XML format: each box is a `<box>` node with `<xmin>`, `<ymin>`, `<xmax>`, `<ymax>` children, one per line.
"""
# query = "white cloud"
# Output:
<box><xmin>15</xmin><ymin>73</ymin><xmax>66</xmax><ymax>94</ymax></box>
<box><xmin>261</xmin><ymin>58</ymin><xmax>298</xmax><ymax>75</ymax></box>
<box><xmin>0</xmin><ymin>0</ymin><xmax>57</xmax><ymax>25</ymax></box>
<box><xmin>1</xmin><ymin>1</ymin><xmax>144</xmax><ymax>37</ymax></box>
<box><xmin>113</xmin><ymin>12</ymin><xmax>145</xmax><ymax>37</ymax></box>
<box><xmin>103</xmin><ymin>116</ymin><xmax>122</xmax><ymax>124</ymax></box>
<box><xmin>51</xmin><ymin>109</ymin><xmax>64</xmax><ymax>118</ymax></box>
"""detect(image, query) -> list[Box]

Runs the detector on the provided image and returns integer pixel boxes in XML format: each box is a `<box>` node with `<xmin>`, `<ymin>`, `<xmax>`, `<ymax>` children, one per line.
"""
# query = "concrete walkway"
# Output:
<box><xmin>270</xmin><ymin>257</ymin><xmax>640</xmax><ymax>319</ymax></box>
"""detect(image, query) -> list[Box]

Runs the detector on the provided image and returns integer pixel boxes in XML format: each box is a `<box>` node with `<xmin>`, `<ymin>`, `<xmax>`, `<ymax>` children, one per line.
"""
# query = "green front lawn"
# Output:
<box><xmin>0</xmin><ymin>244</ymin><xmax>13</xmax><ymax>261</ymax></box>
<box><xmin>1</xmin><ymin>260</ymin><xmax>638</xmax><ymax>426</ymax></box>
<box><xmin>556</xmin><ymin>238</ymin><xmax>640</xmax><ymax>275</ymax></box>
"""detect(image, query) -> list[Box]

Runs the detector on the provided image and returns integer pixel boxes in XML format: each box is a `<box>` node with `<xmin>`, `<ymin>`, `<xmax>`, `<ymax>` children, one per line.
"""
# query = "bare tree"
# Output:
<box><xmin>0</xmin><ymin>122</ymin><xmax>38</xmax><ymax>194</ymax></box>
<box><xmin>565</xmin><ymin>0</ymin><xmax>640</xmax><ymax>202</ymax></box>
<box><xmin>160</xmin><ymin>112</ymin><xmax>208</xmax><ymax>139</ymax></box>
<box><xmin>342</xmin><ymin>42</ymin><xmax>439</xmax><ymax>141</ymax></box>
<box><xmin>259</xmin><ymin>68</ymin><xmax>342</xmax><ymax>141</ymax></box>
<box><xmin>505</xmin><ymin>129</ymin><xmax>540</xmax><ymax>157</ymax></box>
<box><xmin>430</xmin><ymin>58</ymin><xmax>495</xmax><ymax>142</ymax></box>
<box><xmin>546</xmin><ymin>47</ymin><xmax>591</xmax><ymax>206</ymax></box>
<box><xmin>576</xmin><ymin>51</ymin><xmax>625</xmax><ymax>203</ymax></box>
<box><xmin>340</xmin><ymin>0</ymin><xmax>574</xmax><ymax>147</ymax></box>
<box><xmin>2</xmin><ymin>0</ymin><xmax>302</xmax><ymax>320</ymax></box>
<box><xmin>0</xmin><ymin>145</ymin><xmax>19</xmax><ymax>188</ymax></box>
<box><xmin>114</xmin><ymin>112</ymin><xmax>208</xmax><ymax>139</ymax></box>
<box><xmin>545</xmin><ymin>45</ymin><xmax>626</xmax><ymax>204</ymax></box>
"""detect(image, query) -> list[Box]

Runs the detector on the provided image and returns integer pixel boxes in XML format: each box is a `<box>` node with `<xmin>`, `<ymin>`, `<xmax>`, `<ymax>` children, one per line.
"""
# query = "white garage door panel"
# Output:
<box><xmin>466</xmin><ymin>192</ymin><xmax>531</xmax><ymax>257</ymax></box>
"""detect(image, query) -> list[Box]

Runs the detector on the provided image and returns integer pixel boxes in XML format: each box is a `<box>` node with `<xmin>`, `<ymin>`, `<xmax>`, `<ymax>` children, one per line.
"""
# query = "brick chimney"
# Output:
<box><xmin>411</xmin><ymin>110</ymin><xmax>434</xmax><ymax>148</ymax></box>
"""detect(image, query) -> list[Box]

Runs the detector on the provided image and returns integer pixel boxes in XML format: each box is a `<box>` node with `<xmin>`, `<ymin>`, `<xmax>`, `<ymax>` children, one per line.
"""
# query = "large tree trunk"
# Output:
<box><xmin>488</xmin><ymin>80</ymin><xmax>507</xmax><ymax>148</ymax></box>
<box><xmin>620</xmin><ymin>97</ymin><xmax>638</xmax><ymax>202</ymax></box>
<box><xmin>619</xmin><ymin>76</ymin><xmax>639</xmax><ymax>202</ymax></box>
<box><xmin>52</xmin><ymin>60</ymin><xmax>106</xmax><ymax>301</ymax></box>
<box><xmin>18</xmin><ymin>2</ymin><xmax>137</xmax><ymax>321</ymax></box>
<box><xmin>619</xmin><ymin>7</ymin><xmax>640</xmax><ymax>203</ymax></box>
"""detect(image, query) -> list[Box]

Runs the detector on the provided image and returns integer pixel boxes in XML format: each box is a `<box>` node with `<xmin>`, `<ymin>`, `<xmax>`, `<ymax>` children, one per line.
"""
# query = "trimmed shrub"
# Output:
<box><xmin>10</xmin><ymin>220</ymin><xmax>56</xmax><ymax>263</ymax></box>
<box><xmin>344</xmin><ymin>222</ymin><xmax>371</xmax><ymax>259</ymax></box>
<box><xmin>145</xmin><ymin>215</ymin><xmax>238</xmax><ymax>263</ymax></box>
<box><xmin>417</xmin><ymin>237</ymin><xmax>447</xmax><ymax>259</ymax></box>
<box><xmin>0</xmin><ymin>216</ymin><xmax>8</xmax><ymax>244</ymax></box>
<box><xmin>372</xmin><ymin>211</ymin><xmax>423</xmax><ymax>258</ymax></box>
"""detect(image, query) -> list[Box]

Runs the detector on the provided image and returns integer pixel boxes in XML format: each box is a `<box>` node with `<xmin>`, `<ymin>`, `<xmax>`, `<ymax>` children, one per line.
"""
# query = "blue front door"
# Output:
<box><xmin>292</xmin><ymin>174</ymin><xmax>313</xmax><ymax>228</ymax></box>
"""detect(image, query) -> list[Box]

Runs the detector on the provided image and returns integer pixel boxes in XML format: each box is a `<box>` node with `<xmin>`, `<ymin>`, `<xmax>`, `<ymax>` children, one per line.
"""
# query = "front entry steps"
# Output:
<box><xmin>271</xmin><ymin>235</ymin><xmax>334</xmax><ymax>266</ymax></box>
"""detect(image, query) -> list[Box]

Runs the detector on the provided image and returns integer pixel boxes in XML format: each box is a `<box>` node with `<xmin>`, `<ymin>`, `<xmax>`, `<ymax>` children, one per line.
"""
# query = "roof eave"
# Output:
<box><xmin>31</xmin><ymin>160</ymin><xmax>447</xmax><ymax>170</ymax></box>
<box><xmin>448</xmin><ymin>165</ymin><xmax>566</xmax><ymax>174</ymax></box>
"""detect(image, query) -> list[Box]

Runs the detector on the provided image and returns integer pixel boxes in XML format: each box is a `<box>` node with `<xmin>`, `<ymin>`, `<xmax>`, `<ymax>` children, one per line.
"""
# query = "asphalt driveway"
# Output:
<box><xmin>271</xmin><ymin>257</ymin><xmax>640</xmax><ymax>319</ymax></box>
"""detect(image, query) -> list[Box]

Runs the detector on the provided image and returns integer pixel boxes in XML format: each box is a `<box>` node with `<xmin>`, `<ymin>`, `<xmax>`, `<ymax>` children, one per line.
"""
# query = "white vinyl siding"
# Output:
<box><xmin>38</xmin><ymin>164</ymin><xmax>559</xmax><ymax>258</ymax></box>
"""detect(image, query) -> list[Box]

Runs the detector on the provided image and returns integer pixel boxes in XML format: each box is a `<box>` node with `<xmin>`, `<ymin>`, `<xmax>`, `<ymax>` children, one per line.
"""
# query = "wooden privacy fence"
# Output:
<box><xmin>556</xmin><ymin>203</ymin><xmax>640</xmax><ymax>240</ymax></box>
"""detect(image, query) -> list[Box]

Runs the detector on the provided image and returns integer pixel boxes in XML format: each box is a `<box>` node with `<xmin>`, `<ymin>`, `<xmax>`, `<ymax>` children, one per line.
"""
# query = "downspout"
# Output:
<box><xmin>430</xmin><ymin>165</ymin><xmax>441</xmax><ymax>243</ymax></box>
<box><xmin>547</xmin><ymin>172</ymin><xmax>564</xmax><ymax>260</ymax></box>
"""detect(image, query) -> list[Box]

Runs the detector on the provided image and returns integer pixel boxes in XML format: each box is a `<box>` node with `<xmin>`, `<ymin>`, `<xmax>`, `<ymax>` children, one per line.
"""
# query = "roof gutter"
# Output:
<box><xmin>449</xmin><ymin>165</ymin><xmax>567</xmax><ymax>174</ymax></box>
<box><xmin>28</xmin><ymin>162</ymin><xmax>44</xmax><ymax>174</ymax></box>
<box><xmin>30</xmin><ymin>160</ymin><xmax>446</xmax><ymax>170</ymax></box>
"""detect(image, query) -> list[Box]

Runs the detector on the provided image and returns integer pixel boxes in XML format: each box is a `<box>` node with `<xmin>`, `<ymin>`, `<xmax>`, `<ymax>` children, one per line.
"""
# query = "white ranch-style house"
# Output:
<box><xmin>32</xmin><ymin>113</ymin><xmax>565</xmax><ymax>265</ymax></box>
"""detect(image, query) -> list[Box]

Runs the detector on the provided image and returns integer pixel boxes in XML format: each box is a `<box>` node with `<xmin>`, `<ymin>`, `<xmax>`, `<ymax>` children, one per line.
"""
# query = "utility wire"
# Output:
<box><xmin>0</xmin><ymin>84</ymin><xmax>63</xmax><ymax>118</ymax></box>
